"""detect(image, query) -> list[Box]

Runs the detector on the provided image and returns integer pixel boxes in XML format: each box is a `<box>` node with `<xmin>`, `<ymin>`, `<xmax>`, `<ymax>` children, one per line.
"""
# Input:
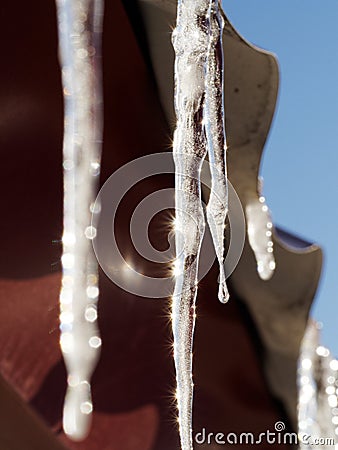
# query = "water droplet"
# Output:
<box><xmin>330</xmin><ymin>360</ymin><xmax>338</xmax><ymax>371</ymax></box>
<box><xmin>80</xmin><ymin>401</ymin><xmax>93</xmax><ymax>415</ymax></box>
<box><xmin>84</xmin><ymin>226</ymin><xmax>97</xmax><ymax>239</ymax></box>
<box><xmin>63</xmin><ymin>232</ymin><xmax>76</xmax><ymax>246</ymax></box>
<box><xmin>89</xmin><ymin>336</ymin><xmax>101</xmax><ymax>349</ymax></box>
<box><xmin>86</xmin><ymin>286</ymin><xmax>99</xmax><ymax>299</ymax></box>
<box><xmin>63</xmin><ymin>159</ymin><xmax>74</xmax><ymax>171</ymax></box>
<box><xmin>90</xmin><ymin>161</ymin><xmax>100</xmax><ymax>176</ymax></box>
<box><xmin>62</xmin><ymin>253</ymin><xmax>75</xmax><ymax>269</ymax></box>
<box><xmin>85</xmin><ymin>306</ymin><xmax>97</xmax><ymax>323</ymax></box>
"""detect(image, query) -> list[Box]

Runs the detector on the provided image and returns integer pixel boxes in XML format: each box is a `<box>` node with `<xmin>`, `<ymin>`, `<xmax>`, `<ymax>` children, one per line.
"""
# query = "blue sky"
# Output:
<box><xmin>222</xmin><ymin>0</ymin><xmax>338</xmax><ymax>356</ymax></box>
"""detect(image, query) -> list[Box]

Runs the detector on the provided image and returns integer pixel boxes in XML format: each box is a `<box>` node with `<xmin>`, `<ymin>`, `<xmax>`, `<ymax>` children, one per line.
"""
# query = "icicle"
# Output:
<box><xmin>298</xmin><ymin>322</ymin><xmax>338</xmax><ymax>449</ymax></box>
<box><xmin>172</xmin><ymin>1</ymin><xmax>228</xmax><ymax>448</ymax></box>
<box><xmin>316</xmin><ymin>355</ymin><xmax>338</xmax><ymax>448</ymax></box>
<box><xmin>56</xmin><ymin>0</ymin><xmax>104</xmax><ymax>441</ymax></box>
<box><xmin>204</xmin><ymin>1</ymin><xmax>229</xmax><ymax>304</ymax></box>
<box><xmin>245</xmin><ymin>178</ymin><xmax>276</xmax><ymax>280</ymax></box>
<box><xmin>298</xmin><ymin>322</ymin><xmax>321</xmax><ymax>447</ymax></box>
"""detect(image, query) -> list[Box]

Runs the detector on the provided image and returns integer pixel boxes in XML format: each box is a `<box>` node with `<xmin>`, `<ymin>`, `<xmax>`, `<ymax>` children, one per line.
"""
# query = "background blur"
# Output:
<box><xmin>222</xmin><ymin>0</ymin><xmax>338</xmax><ymax>356</ymax></box>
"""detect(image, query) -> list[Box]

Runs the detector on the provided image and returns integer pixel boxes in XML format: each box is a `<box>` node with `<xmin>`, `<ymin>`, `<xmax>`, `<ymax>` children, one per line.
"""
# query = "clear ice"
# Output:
<box><xmin>245</xmin><ymin>187</ymin><xmax>276</xmax><ymax>281</ymax></box>
<box><xmin>56</xmin><ymin>0</ymin><xmax>104</xmax><ymax>441</ymax></box>
<box><xmin>172</xmin><ymin>1</ymin><xmax>228</xmax><ymax>448</ymax></box>
<box><xmin>298</xmin><ymin>322</ymin><xmax>338</xmax><ymax>449</ymax></box>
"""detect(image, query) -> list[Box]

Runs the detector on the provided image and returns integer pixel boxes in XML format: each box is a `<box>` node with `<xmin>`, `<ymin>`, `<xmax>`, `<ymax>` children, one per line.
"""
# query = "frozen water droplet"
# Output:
<box><xmin>90</xmin><ymin>161</ymin><xmax>100</xmax><ymax>176</ymax></box>
<box><xmin>61</xmin><ymin>253</ymin><xmax>75</xmax><ymax>269</ymax></box>
<box><xmin>89</xmin><ymin>336</ymin><xmax>102</xmax><ymax>349</ymax></box>
<box><xmin>84</xmin><ymin>226</ymin><xmax>97</xmax><ymax>240</ymax></box>
<box><xmin>85</xmin><ymin>306</ymin><xmax>97</xmax><ymax>323</ymax></box>
<box><xmin>218</xmin><ymin>280</ymin><xmax>230</xmax><ymax>303</ymax></box>
<box><xmin>63</xmin><ymin>159</ymin><xmax>74</xmax><ymax>171</ymax></box>
<box><xmin>63</xmin><ymin>383</ymin><xmax>93</xmax><ymax>441</ymax></box>
<box><xmin>86</xmin><ymin>286</ymin><xmax>99</xmax><ymax>299</ymax></box>
<box><xmin>62</xmin><ymin>232</ymin><xmax>76</xmax><ymax>246</ymax></box>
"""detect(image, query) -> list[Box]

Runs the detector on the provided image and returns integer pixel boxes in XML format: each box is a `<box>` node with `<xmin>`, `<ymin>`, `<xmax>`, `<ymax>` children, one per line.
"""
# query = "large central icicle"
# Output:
<box><xmin>56</xmin><ymin>0</ymin><xmax>104</xmax><ymax>441</ymax></box>
<box><xmin>172</xmin><ymin>1</ymin><xmax>228</xmax><ymax>448</ymax></box>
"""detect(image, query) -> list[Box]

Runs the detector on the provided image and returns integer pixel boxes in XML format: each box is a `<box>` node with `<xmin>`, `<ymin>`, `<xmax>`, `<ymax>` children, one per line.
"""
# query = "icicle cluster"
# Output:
<box><xmin>298</xmin><ymin>322</ymin><xmax>338</xmax><ymax>449</ymax></box>
<box><xmin>56</xmin><ymin>0</ymin><xmax>104</xmax><ymax>441</ymax></box>
<box><xmin>172</xmin><ymin>1</ymin><xmax>228</xmax><ymax>448</ymax></box>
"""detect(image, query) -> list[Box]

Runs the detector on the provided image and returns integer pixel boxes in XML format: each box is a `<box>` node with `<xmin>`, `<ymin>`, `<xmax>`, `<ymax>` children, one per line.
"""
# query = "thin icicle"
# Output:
<box><xmin>172</xmin><ymin>1</ymin><xmax>228</xmax><ymax>448</ymax></box>
<box><xmin>204</xmin><ymin>1</ymin><xmax>229</xmax><ymax>303</ymax></box>
<box><xmin>56</xmin><ymin>0</ymin><xmax>104</xmax><ymax>441</ymax></box>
